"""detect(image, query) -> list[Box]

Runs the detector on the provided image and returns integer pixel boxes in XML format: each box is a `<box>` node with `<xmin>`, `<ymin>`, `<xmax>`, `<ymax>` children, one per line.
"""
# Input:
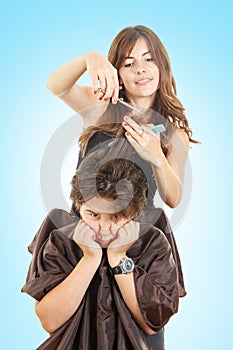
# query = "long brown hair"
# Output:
<box><xmin>79</xmin><ymin>25</ymin><xmax>198</xmax><ymax>155</ymax></box>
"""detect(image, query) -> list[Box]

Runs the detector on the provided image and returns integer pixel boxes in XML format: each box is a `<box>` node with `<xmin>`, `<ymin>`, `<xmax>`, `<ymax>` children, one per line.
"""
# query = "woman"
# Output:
<box><xmin>47</xmin><ymin>25</ymin><xmax>197</xmax><ymax>209</ymax></box>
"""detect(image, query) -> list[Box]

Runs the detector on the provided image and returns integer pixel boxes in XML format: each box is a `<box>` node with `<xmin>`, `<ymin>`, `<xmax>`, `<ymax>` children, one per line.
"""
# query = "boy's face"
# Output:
<box><xmin>79</xmin><ymin>197</ymin><xmax>132</xmax><ymax>248</ymax></box>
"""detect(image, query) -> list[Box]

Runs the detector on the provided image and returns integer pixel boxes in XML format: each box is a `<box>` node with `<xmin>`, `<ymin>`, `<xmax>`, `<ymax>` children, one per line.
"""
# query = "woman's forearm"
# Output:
<box><xmin>152</xmin><ymin>154</ymin><xmax>183</xmax><ymax>208</ymax></box>
<box><xmin>35</xmin><ymin>255</ymin><xmax>101</xmax><ymax>334</ymax></box>
<box><xmin>46</xmin><ymin>55</ymin><xmax>88</xmax><ymax>96</ymax></box>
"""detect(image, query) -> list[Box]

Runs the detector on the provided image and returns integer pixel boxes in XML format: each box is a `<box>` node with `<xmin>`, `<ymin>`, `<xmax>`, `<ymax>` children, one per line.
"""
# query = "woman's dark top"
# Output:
<box><xmin>72</xmin><ymin>131</ymin><xmax>157</xmax><ymax>215</ymax></box>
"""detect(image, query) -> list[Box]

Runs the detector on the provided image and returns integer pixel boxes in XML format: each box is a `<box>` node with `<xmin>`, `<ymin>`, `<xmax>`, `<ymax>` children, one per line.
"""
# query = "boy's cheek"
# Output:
<box><xmin>118</xmin><ymin>218</ymin><xmax>133</xmax><ymax>227</ymax></box>
<box><xmin>89</xmin><ymin>224</ymin><xmax>100</xmax><ymax>233</ymax></box>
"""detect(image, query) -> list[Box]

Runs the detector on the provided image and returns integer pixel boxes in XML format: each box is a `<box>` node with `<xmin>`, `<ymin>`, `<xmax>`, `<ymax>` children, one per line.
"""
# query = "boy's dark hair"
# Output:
<box><xmin>70</xmin><ymin>144</ymin><xmax>148</xmax><ymax>219</ymax></box>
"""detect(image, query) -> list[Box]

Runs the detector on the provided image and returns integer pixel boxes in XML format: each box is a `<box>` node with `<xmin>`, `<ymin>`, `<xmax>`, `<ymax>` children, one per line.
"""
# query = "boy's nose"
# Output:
<box><xmin>99</xmin><ymin>219</ymin><xmax>112</xmax><ymax>230</ymax></box>
<box><xmin>99</xmin><ymin>219</ymin><xmax>119</xmax><ymax>234</ymax></box>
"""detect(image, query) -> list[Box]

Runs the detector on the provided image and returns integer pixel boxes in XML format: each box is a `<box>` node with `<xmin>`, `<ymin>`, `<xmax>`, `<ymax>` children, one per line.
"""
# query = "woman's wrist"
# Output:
<box><xmin>150</xmin><ymin>147</ymin><xmax>167</xmax><ymax>170</ymax></box>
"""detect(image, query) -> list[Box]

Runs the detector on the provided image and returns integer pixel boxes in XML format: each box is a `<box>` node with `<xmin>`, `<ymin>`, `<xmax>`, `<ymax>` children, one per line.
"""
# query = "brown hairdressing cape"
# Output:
<box><xmin>22</xmin><ymin>208</ymin><xmax>185</xmax><ymax>350</ymax></box>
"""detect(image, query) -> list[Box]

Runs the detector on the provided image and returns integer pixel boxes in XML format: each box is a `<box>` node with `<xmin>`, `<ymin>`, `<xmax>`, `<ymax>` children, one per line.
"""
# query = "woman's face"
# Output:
<box><xmin>119</xmin><ymin>38</ymin><xmax>160</xmax><ymax>108</ymax></box>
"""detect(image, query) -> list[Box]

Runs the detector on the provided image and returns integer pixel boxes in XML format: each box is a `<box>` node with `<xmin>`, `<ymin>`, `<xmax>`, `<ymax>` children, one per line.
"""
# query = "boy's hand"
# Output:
<box><xmin>107</xmin><ymin>221</ymin><xmax>140</xmax><ymax>265</ymax></box>
<box><xmin>73</xmin><ymin>220</ymin><xmax>102</xmax><ymax>259</ymax></box>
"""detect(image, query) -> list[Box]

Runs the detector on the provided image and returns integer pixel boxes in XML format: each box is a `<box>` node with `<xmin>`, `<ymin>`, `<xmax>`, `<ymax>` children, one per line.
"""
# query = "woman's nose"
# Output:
<box><xmin>134</xmin><ymin>62</ymin><xmax>146</xmax><ymax>74</ymax></box>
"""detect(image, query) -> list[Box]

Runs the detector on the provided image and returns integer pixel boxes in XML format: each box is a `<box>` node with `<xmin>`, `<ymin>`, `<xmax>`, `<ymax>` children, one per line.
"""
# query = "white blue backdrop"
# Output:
<box><xmin>1</xmin><ymin>1</ymin><xmax>232</xmax><ymax>349</ymax></box>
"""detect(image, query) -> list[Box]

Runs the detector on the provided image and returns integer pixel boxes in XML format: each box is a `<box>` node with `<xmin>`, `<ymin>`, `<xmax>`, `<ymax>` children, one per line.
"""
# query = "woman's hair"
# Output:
<box><xmin>70</xmin><ymin>142</ymin><xmax>148</xmax><ymax>219</ymax></box>
<box><xmin>79</xmin><ymin>25</ymin><xmax>198</xmax><ymax>155</ymax></box>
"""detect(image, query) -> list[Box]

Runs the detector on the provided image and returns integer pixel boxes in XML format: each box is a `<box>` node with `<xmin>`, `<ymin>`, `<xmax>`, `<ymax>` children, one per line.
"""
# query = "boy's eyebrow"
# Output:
<box><xmin>85</xmin><ymin>209</ymin><xmax>97</xmax><ymax>214</ymax></box>
<box><xmin>125</xmin><ymin>51</ymin><xmax>151</xmax><ymax>59</ymax></box>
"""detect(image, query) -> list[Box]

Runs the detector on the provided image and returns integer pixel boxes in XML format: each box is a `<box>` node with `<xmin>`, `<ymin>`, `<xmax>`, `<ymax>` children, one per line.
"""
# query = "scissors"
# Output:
<box><xmin>98</xmin><ymin>88</ymin><xmax>166</xmax><ymax>143</ymax></box>
<box><xmin>98</xmin><ymin>88</ymin><xmax>142</xmax><ymax>114</ymax></box>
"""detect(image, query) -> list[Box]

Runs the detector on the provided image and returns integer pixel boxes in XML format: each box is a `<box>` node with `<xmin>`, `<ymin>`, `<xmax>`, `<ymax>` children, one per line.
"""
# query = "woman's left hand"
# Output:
<box><xmin>122</xmin><ymin>116</ymin><xmax>165</xmax><ymax>168</ymax></box>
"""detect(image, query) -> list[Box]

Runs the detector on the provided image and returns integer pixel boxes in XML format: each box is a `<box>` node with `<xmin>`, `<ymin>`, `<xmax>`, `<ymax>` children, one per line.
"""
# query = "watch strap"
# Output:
<box><xmin>110</xmin><ymin>265</ymin><xmax>123</xmax><ymax>275</ymax></box>
<box><xmin>109</xmin><ymin>256</ymin><xmax>134</xmax><ymax>275</ymax></box>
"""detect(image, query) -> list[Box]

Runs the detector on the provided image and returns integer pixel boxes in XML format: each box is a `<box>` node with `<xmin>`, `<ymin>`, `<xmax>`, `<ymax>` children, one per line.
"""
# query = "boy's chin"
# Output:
<box><xmin>95</xmin><ymin>239</ymin><xmax>112</xmax><ymax>248</ymax></box>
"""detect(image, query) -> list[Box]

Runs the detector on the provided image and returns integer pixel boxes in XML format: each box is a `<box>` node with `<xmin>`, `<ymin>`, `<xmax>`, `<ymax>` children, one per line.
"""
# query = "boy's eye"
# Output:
<box><xmin>90</xmin><ymin>213</ymin><xmax>99</xmax><ymax>218</ymax></box>
<box><xmin>111</xmin><ymin>214</ymin><xmax>120</xmax><ymax>222</ymax></box>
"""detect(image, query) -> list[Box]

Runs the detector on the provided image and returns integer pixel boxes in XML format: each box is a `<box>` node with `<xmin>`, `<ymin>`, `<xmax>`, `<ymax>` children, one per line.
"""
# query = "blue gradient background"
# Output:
<box><xmin>1</xmin><ymin>1</ymin><xmax>232</xmax><ymax>349</ymax></box>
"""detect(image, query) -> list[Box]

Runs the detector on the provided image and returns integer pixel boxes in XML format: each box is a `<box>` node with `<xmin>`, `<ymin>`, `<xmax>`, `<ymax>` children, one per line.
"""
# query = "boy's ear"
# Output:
<box><xmin>75</xmin><ymin>204</ymin><xmax>81</xmax><ymax>212</ymax></box>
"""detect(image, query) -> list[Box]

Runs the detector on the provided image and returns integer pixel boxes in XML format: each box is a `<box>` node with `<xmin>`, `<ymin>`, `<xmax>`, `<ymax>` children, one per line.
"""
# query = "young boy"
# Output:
<box><xmin>22</xmin><ymin>149</ymin><xmax>179</xmax><ymax>350</ymax></box>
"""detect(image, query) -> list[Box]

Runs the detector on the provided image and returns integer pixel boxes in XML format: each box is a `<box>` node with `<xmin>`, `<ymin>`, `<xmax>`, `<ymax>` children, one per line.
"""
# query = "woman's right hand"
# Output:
<box><xmin>73</xmin><ymin>220</ymin><xmax>102</xmax><ymax>258</ymax></box>
<box><xmin>86</xmin><ymin>52</ymin><xmax>119</xmax><ymax>103</ymax></box>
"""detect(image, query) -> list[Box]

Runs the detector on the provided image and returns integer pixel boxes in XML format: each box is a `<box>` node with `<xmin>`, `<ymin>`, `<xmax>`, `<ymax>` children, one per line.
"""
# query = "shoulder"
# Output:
<box><xmin>129</xmin><ymin>222</ymin><xmax>171</xmax><ymax>258</ymax></box>
<box><xmin>46</xmin><ymin>208</ymin><xmax>78</xmax><ymax>228</ymax></box>
<box><xmin>28</xmin><ymin>209</ymin><xmax>78</xmax><ymax>254</ymax></box>
<box><xmin>140</xmin><ymin>222</ymin><xmax>170</xmax><ymax>246</ymax></box>
<box><xmin>38</xmin><ymin>215</ymin><xmax>80</xmax><ymax>261</ymax></box>
<box><xmin>170</xmin><ymin>127</ymin><xmax>189</xmax><ymax>152</ymax></box>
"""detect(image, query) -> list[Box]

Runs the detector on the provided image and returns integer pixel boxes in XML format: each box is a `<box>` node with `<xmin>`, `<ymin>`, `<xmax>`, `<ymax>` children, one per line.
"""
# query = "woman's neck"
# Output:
<box><xmin>127</xmin><ymin>94</ymin><xmax>155</xmax><ymax>110</ymax></box>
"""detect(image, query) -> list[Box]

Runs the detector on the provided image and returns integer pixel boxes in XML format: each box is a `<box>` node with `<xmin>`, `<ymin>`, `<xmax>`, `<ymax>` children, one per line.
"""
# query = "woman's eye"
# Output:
<box><xmin>124</xmin><ymin>62</ymin><xmax>133</xmax><ymax>68</ymax></box>
<box><xmin>146</xmin><ymin>57</ymin><xmax>154</xmax><ymax>62</ymax></box>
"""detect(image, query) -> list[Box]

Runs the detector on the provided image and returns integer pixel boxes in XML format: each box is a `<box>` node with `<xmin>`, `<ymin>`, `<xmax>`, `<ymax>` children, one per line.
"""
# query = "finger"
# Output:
<box><xmin>103</xmin><ymin>83</ymin><xmax>115</xmax><ymax>101</ymax></box>
<box><xmin>97</xmin><ymin>87</ymin><xmax>106</xmax><ymax>100</ymax></box>
<box><xmin>123</xmin><ymin>115</ymin><xmax>140</xmax><ymax>130</ymax></box>
<box><xmin>123</xmin><ymin>116</ymin><xmax>145</xmax><ymax>137</ymax></box>
<box><xmin>92</xmin><ymin>76</ymin><xmax>101</xmax><ymax>94</ymax></box>
<box><xmin>117</xmin><ymin>226</ymin><xmax>128</xmax><ymax>240</ymax></box>
<box><xmin>78</xmin><ymin>220</ymin><xmax>88</xmax><ymax>229</ymax></box>
<box><xmin>98</xmin><ymin>77</ymin><xmax>106</xmax><ymax>89</ymax></box>
<box><xmin>111</xmin><ymin>71</ymin><xmax>120</xmax><ymax>104</ymax></box>
<box><xmin>93</xmin><ymin>74</ymin><xmax>106</xmax><ymax>95</ymax></box>
<box><xmin>97</xmin><ymin>76</ymin><xmax>107</xmax><ymax>100</ymax></box>
<box><xmin>102</xmin><ymin>75</ymin><xmax>118</xmax><ymax>101</ymax></box>
<box><xmin>125</xmin><ymin>132</ymin><xmax>161</xmax><ymax>167</ymax></box>
<box><xmin>125</xmin><ymin>131</ymin><xmax>140</xmax><ymax>146</ymax></box>
<box><xmin>111</xmin><ymin>88</ymin><xmax>119</xmax><ymax>104</ymax></box>
<box><xmin>131</xmin><ymin>221</ymin><xmax>140</xmax><ymax>238</ymax></box>
<box><xmin>123</xmin><ymin>123</ymin><xmax>145</xmax><ymax>143</ymax></box>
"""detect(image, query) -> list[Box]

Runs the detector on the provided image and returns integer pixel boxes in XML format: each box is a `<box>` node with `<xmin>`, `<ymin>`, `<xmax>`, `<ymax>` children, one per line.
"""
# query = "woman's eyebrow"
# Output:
<box><xmin>125</xmin><ymin>51</ymin><xmax>151</xmax><ymax>59</ymax></box>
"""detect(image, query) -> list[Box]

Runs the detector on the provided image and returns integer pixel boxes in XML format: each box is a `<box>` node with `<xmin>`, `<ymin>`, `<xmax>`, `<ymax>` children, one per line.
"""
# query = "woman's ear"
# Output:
<box><xmin>118</xmin><ymin>75</ymin><xmax>123</xmax><ymax>86</ymax></box>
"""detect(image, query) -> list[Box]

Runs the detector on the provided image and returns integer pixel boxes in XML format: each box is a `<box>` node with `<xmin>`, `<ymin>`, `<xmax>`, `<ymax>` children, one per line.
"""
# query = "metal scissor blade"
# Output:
<box><xmin>98</xmin><ymin>88</ymin><xmax>142</xmax><ymax>114</ymax></box>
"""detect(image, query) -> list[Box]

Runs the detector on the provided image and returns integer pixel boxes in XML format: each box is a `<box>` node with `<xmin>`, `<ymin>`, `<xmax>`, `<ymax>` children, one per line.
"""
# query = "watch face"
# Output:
<box><xmin>122</xmin><ymin>258</ymin><xmax>134</xmax><ymax>273</ymax></box>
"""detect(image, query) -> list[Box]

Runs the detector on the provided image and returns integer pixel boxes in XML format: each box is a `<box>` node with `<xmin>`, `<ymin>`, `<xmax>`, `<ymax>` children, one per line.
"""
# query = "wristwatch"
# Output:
<box><xmin>110</xmin><ymin>256</ymin><xmax>135</xmax><ymax>275</ymax></box>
